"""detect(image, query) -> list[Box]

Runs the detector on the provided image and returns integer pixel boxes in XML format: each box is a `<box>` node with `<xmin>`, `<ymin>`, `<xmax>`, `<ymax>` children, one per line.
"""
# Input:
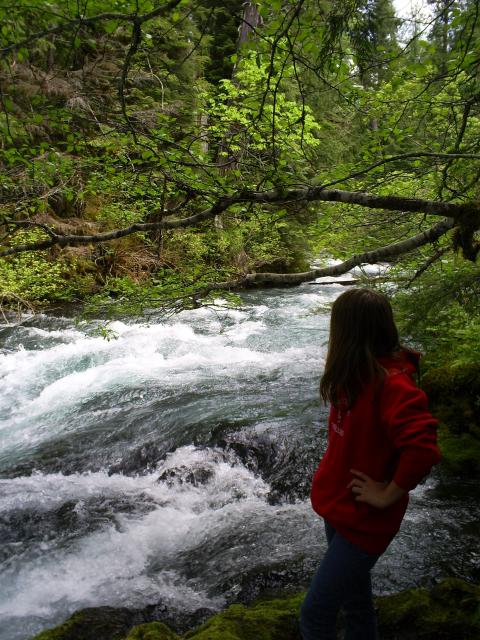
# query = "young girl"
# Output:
<box><xmin>300</xmin><ymin>288</ymin><xmax>441</xmax><ymax>640</ymax></box>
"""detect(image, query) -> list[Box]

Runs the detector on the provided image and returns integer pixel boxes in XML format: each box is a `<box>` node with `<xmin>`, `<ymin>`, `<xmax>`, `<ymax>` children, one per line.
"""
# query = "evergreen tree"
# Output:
<box><xmin>350</xmin><ymin>0</ymin><xmax>401</xmax><ymax>87</ymax></box>
<box><xmin>197</xmin><ymin>0</ymin><xmax>245</xmax><ymax>85</ymax></box>
<box><xmin>427</xmin><ymin>0</ymin><xmax>453</xmax><ymax>74</ymax></box>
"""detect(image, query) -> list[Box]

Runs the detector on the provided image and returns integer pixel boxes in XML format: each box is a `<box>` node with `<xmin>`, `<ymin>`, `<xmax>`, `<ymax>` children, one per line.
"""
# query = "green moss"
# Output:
<box><xmin>422</xmin><ymin>363</ymin><xmax>480</xmax><ymax>471</ymax></box>
<box><xmin>31</xmin><ymin>607</ymin><xmax>134</xmax><ymax>640</ymax></box>
<box><xmin>184</xmin><ymin>593</ymin><xmax>304</xmax><ymax>640</ymax></box>
<box><xmin>376</xmin><ymin>578</ymin><xmax>480</xmax><ymax>640</ymax></box>
<box><xmin>123</xmin><ymin>621</ymin><xmax>180</xmax><ymax>640</ymax></box>
<box><xmin>437</xmin><ymin>424</ymin><xmax>480</xmax><ymax>473</ymax></box>
<box><xmin>30</xmin><ymin>580</ymin><xmax>480</xmax><ymax>640</ymax></box>
<box><xmin>377</xmin><ymin>587</ymin><xmax>431</xmax><ymax>630</ymax></box>
<box><xmin>423</xmin><ymin>363</ymin><xmax>480</xmax><ymax>431</ymax></box>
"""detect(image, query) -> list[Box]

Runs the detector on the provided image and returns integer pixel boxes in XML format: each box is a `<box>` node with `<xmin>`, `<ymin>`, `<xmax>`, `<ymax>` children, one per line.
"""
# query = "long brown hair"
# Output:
<box><xmin>320</xmin><ymin>288</ymin><xmax>400</xmax><ymax>408</ymax></box>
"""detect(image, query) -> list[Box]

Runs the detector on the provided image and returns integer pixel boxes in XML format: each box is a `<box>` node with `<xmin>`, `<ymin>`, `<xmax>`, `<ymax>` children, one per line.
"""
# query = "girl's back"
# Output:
<box><xmin>311</xmin><ymin>348</ymin><xmax>439</xmax><ymax>555</ymax></box>
<box><xmin>300</xmin><ymin>288</ymin><xmax>440</xmax><ymax>640</ymax></box>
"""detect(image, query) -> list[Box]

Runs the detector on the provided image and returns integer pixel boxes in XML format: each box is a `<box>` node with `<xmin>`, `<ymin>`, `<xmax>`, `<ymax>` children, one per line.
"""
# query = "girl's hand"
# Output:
<box><xmin>347</xmin><ymin>469</ymin><xmax>406</xmax><ymax>509</ymax></box>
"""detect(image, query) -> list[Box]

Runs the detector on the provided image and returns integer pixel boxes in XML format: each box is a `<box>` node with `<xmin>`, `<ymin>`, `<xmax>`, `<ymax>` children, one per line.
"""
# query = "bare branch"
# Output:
<box><xmin>119</xmin><ymin>20</ymin><xmax>143</xmax><ymax>138</ymax></box>
<box><xmin>439</xmin><ymin>100</ymin><xmax>474</xmax><ymax>199</ymax></box>
<box><xmin>238</xmin><ymin>219</ymin><xmax>456</xmax><ymax>287</ymax></box>
<box><xmin>1</xmin><ymin>185</ymin><xmax>478</xmax><ymax>258</ymax></box>
<box><xmin>405</xmin><ymin>246</ymin><xmax>450</xmax><ymax>287</ymax></box>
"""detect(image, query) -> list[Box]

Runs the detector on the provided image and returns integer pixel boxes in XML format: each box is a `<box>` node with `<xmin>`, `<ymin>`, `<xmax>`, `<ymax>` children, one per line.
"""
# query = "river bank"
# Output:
<box><xmin>31</xmin><ymin>577</ymin><xmax>480</xmax><ymax>640</ymax></box>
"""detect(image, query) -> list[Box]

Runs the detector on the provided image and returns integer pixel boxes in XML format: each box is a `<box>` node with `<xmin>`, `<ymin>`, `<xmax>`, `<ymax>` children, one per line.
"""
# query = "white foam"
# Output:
<box><xmin>0</xmin><ymin>522</ymin><xmax>224</xmax><ymax>616</ymax></box>
<box><xmin>0</xmin><ymin>446</ymin><xmax>269</xmax><ymax>617</ymax></box>
<box><xmin>223</xmin><ymin>320</ymin><xmax>266</xmax><ymax>342</ymax></box>
<box><xmin>0</xmin><ymin>283</ymin><xmax>340</xmax><ymax>628</ymax></box>
<box><xmin>0</xmin><ymin>304</ymin><xmax>327</xmax><ymax>458</ymax></box>
<box><xmin>0</xmin><ymin>470</ymin><xmax>159</xmax><ymax>514</ymax></box>
<box><xmin>0</xmin><ymin>445</ymin><xmax>268</xmax><ymax>512</ymax></box>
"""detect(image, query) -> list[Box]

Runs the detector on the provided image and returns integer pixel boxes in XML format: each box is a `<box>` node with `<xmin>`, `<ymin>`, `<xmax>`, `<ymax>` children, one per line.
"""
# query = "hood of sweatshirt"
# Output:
<box><xmin>377</xmin><ymin>347</ymin><xmax>421</xmax><ymax>377</ymax></box>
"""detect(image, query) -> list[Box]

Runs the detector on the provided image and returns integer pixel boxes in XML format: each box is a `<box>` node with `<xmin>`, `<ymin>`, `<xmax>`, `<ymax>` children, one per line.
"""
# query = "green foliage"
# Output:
<box><xmin>437</xmin><ymin>426</ymin><xmax>480</xmax><ymax>473</ymax></box>
<box><xmin>420</xmin><ymin>356</ymin><xmax>480</xmax><ymax>471</ymax></box>
<box><xmin>164</xmin><ymin>229</ymin><xmax>210</xmax><ymax>263</ymax></box>
<box><xmin>1</xmin><ymin>0</ymin><xmax>480</xmax><ymax>333</ymax></box>
<box><xmin>0</xmin><ymin>230</ymin><xmax>76</xmax><ymax>303</ymax></box>
<box><xmin>202</xmin><ymin>50</ymin><xmax>321</xmax><ymax>188</ymax></box>
<box><xmin>349</xmin><ymin>0</ymin><xmax>401</xmax><ymax>87</ymax></box>
<box><xmin>97</xmin><ymin>203</ymin><xmax>147</xmax><ymax>228</ymax></box>
<box><xmin>394</xmin><ymin>257</ymin><xmax>480</xmax><ymax>370</ymax></box>
<box><xmin>196</xmin><ymin>0</ymin><xmax>245</xmax><ymax>85</ymax></box>
<box><xmin>83</xmin><ymin>268</ymin><xmax>242</xmax><ymax>320</ymax></box>
<box><xmin>391</xmin><ymin>253</ymin><xmax>480</xmax><ymax>471</ymax></box>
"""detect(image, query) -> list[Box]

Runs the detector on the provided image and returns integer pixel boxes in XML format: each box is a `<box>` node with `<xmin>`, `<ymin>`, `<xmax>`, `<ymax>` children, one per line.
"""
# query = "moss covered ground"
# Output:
<box><xmin>124</xmin><ymin>622</ymin><xmax>180</xmax><ymax>640</ymax></box>
<box><xmin>31</xmin><ymin>606</ymin><xmax>136</xmax><ymax>640</ymax></box>
<box><xmin>182</xmin><ymin>594</ymin><xmax>304</xmax><ymax>640</ymax></box>
<box><xmin>32</xmin><ymin>578</ymin><xmax>480</xmax><ymax>640</ymax></box>
<box><xmin>376</xmin><ymin>578</ymin><xmax>480</xmax><ymax>640</ymax></box>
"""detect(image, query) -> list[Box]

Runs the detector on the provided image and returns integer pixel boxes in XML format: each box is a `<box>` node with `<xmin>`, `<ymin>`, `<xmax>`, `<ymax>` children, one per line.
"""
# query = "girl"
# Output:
<box><xmin>300</xmin><ymin>288</ymin><xmax>441</xmax><ymax>640</ymax></box>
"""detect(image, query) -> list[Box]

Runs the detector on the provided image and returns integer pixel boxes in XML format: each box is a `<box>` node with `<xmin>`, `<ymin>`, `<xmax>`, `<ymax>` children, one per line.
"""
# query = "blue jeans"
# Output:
<box><xmin>300</xmin><ymin>521</ymin><xmax>380</xmax><ymax>639</ymax></box>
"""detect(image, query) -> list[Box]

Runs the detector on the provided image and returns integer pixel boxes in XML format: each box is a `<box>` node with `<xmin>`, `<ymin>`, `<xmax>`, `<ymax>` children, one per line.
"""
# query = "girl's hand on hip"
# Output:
<box><xmin>347</xmin><ymin>469</ymin><xmax>406</xmax><ymax>509</ymax></box>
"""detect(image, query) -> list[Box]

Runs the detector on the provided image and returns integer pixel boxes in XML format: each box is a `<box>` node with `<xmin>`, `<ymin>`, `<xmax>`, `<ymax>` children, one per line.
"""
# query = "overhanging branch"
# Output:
<box><xmin>236</xmin><ymin>218</ymin><xmax>456</xmax><ymax>287</ymax></box>
<box><xmin>162</xmin><ymin>218</ymin><xmax>455</xmax><ymax>301</ymax></box>
<box><xmin>0</xmin><ymin>186</ymin><xmax>476</xmax><ymax>258</ymax></box>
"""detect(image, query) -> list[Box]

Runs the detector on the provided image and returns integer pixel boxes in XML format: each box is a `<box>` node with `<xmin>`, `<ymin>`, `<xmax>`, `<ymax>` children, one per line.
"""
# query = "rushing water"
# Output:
<box><xmin>0</xmin><ymin>278</ymin><xmax>479</xmax><ymax>640</ymax></box>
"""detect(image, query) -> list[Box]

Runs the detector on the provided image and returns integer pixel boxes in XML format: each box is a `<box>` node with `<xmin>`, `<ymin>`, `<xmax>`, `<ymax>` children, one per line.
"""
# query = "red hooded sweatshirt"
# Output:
<box><xmin>310</xmin><ymin>349</ymin><xmax>441</xmax><ymax>555</ymax></box>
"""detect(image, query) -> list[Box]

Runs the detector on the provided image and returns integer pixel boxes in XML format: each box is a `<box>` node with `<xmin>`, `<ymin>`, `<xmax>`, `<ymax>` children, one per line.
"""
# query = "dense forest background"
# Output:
<box><xmin>1</xmin><ymin>0</ymin><xmax>480</xmax><ymax>378</ymax></box>
<box><xmin>1</xmin><ymin>6</ymin><xmax>480</xmax><ymax>638</ymax></box>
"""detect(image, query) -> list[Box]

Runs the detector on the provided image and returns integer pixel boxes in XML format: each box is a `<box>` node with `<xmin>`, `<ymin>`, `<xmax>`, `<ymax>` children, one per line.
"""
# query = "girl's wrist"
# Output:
<box><xmin>380</xmin><ymin>481</ymin><xmax>406</xmax><ymax>508</ymax></box>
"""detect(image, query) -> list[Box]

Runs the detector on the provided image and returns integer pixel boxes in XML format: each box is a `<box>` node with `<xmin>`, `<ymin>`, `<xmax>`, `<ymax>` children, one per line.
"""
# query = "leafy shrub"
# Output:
<box><xmin>0</xmin><ymin>229</ymin><xmax>75</xmax><ymax>303</ymax></box>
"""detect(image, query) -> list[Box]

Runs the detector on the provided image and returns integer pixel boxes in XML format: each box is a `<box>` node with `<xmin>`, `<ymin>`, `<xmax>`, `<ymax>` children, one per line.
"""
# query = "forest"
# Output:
<box><xmin>1</xmin><ymin>0</ymin><xmax>479</xmax><ymax>368</ymax></box>
<box><xmin>1</xmin><ymin>1</ymin><xmax>480</xmax><ymax>639</ymax></box>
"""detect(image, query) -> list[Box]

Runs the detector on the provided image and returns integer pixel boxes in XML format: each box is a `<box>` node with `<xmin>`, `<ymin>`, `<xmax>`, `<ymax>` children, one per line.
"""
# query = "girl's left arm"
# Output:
<box><xmin>347</xmin><ymin>470</ymin><xmax>406</xmax><ymax>509</ymax></box>
<box><xmin>380</xmin><ymin>372</ymin><xmax>441</xmax><ymax>492</ymax></box>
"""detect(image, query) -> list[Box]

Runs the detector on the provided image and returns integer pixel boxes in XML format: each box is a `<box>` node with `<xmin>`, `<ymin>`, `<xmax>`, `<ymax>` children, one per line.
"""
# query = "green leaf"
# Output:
<box><xmin>3</xmin><ymin>97</ymin><xmax>14</xmax><ymax>112</ymax></box>
<box><xmin>104</xmin><ymin>20</ymin><xmax>117</xmax><ymax>34</ymax></box>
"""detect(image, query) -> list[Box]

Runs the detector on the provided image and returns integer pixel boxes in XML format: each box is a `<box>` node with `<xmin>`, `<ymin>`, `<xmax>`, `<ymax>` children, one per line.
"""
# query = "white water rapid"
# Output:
<box><xmin>0</xmin><ymin>277</ymin><xmax>478</xmax><ymax>640</ymax></box>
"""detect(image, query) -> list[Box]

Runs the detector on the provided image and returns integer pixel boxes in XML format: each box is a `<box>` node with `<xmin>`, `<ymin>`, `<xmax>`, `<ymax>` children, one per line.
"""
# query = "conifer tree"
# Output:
<box><xmin>350</xmin><ymin>0</ymin><xmax>401</xmax><ymax>87</ymax></box>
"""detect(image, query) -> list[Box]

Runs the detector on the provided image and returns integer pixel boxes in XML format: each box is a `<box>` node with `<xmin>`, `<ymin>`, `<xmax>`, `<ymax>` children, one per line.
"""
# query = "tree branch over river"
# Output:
<box><xmin>0</xmin><ymin>185</ymin><xmax>472</xmax><ymax>261</ymax></box>
<box><xmin>1</xmin><ymin>0</ymin><xmax>480</xmax><ymax>307</ymax></box>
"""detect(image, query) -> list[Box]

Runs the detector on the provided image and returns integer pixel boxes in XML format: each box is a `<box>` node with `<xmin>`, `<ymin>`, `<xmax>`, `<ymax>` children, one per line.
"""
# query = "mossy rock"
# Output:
<box><xmin>376</xmin><ymin>578</ymin><xmax>480</xmax><ymax>640</ymax></box>
<box><xmin>423</xmin><ymin>363</ymin><xmax>480</xmax><ymax>434</ymax></box>
<box><xmin>123</xmin><ymin>621</ymin><xmax>180</xmax><ymax>639</ymax></box>
<box><xmin>30</xmin><ymin>580</ymin><xmax>480</xmax><ymax>640</ymax></box>
<box><xmin>184</xmin><ymin>593</ymin><xmax>304</xmax><ymax>640</ymax></box>
<box><xmin>31</xmin><ymin>606</ymin><xmax>135</xmax><ymax>640</ymax></box>
<box><xmin>422</xmin><ymin>363</ymin><xmax>480</xmax><ymax>471</ymax></box>
<box><xmin>437</xmin><ymin>424</ymin><xmax>480</xmax><ymax>473</ymax></box>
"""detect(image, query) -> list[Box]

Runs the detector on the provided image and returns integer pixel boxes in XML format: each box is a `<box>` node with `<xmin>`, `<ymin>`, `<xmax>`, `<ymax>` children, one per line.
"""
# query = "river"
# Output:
<box><xmin>0</xmin><ymin>277</ymin><xmax>478</xmax><ymax>640</ymax></box>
